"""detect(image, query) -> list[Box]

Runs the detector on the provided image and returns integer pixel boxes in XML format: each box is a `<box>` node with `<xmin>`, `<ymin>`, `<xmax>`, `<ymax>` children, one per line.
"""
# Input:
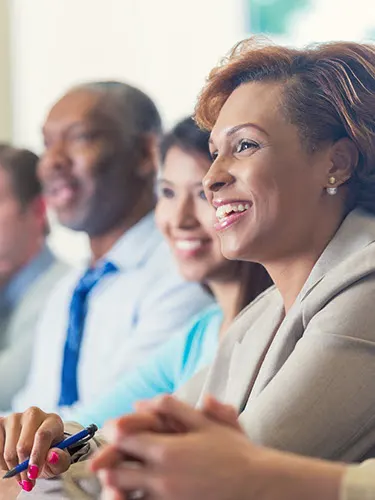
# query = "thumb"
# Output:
<box><xmin>202</xmin><ymin>396</ymin><xmax>242</xmax><ymax>431</ymax></box>
<box><xmin>41</xmin><ymin>448</ymin><xmax>71</xmax><ymax>478</ymax></box>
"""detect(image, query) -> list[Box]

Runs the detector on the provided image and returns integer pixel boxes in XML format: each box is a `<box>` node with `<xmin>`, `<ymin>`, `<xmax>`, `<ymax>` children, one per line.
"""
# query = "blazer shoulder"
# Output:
<box><xmin>303</xmin><ymin>242</ymin><xmax>375</xmax><ymax>326</ymax></box>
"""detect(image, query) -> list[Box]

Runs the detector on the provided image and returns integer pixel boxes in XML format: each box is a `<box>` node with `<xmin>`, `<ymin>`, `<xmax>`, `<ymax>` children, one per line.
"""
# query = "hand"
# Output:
<box><xmin>94</xmin><ymin>396</ymin><xmax>257</xmax><ymax>500</ymax></box>
<box><xmin>0</xmin><ymin>407</ymin><xmax>71</xmax><ymax>492</ymax></box>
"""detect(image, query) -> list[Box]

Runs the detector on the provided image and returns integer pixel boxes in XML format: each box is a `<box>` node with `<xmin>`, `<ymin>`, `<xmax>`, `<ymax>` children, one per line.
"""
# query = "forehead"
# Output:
<box><xmin>43</xmin><ymin>90</ymin><xmax>103</xmax><ymax>132</ymax></box>
<box><xmin>163</xmin><ymin>147</ymin><xmax>210</xmax><ymax>185</ymax></box>
<box><xmin>211</xmin><ymin>81</ymin><xmax>287</xmax><ymax>141</ymax></box>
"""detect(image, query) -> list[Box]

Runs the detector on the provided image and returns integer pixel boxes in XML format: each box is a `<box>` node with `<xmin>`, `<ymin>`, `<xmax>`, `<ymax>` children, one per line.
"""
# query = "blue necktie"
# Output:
<box><xmin>58</xmin><ymin>261</ymin><xmax>118</xmax><ymax>407</ymax></box>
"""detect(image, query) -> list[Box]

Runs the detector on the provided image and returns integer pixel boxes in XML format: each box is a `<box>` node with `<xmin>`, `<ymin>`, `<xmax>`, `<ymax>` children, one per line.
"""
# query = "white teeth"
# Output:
<box><xmin>216</xmin><ymin>203</ymin><xmax>250</xmax><ymax>221</ymax></box>
<box><xmin>175</xmin><ymin>240</ymin><xmax>203</xmax><ymax>251</ymax></box>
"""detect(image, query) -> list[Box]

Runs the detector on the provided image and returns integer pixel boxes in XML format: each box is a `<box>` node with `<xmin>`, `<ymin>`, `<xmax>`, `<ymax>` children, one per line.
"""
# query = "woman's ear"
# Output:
<box><xmin>328</xmin><ymin>137</ymin><xmax>359</xmax><ymax>185</ymax></box>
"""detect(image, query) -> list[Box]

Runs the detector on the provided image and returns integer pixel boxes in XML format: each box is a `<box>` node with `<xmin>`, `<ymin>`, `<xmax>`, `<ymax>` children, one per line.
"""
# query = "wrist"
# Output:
<box><xmin>245</xmin><ymin>447</ymin><xmax>345</xmax><ymax>500</ymax></box>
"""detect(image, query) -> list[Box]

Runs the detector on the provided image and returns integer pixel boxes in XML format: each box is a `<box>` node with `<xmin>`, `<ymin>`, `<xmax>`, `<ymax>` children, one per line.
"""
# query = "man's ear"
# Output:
<box><xmin>137</xmin><ymin>134</ymin><xmax>160</xmax><ymax>179</ymax></box>
<box><xmin>327</xmin><ymin>137</ymin><xmax>359</xmax><ymax>186</ymax></box>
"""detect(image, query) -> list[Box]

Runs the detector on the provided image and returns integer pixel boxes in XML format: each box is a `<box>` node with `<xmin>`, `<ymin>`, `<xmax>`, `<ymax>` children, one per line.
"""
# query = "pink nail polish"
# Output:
<box><xmin>27</xmin><ymin>465</ymin><xmax>39</xmax><ymax>480</ymax></box>
<box><xmin>21</xmin><ymin>480</ymin><xmax>33</xmax><ymax>492</ymax></box>
<box><xmin>48</xmin><ymin>451</ymin><xmax>59</xmax><ymax>464</ymax></box>
<box><xmin>18</xmin><ymin>481</ymin><xmax>23</xmax><ymax>487</ymax></box>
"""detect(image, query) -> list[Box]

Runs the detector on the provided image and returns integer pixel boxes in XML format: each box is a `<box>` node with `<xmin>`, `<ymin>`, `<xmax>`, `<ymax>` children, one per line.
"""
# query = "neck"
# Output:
<box><xmin>208</xmin><ymin>278</ymin><xmax>243</xmax><ymax>339</ymax></box>
<box><xmin>264</xmin><ymin>209</ymin><xmax>345</xmax><ymax>314</ymax></box>
<box><xmin>89</xmin><ymin>204</ymin><xmax>153</xmax><ymax>264</ymax></box>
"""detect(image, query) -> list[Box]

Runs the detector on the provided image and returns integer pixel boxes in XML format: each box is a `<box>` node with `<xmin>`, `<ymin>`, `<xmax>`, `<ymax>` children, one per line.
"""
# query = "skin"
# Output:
<box><xmin>0</xmin><ymin>165</ymin><xmax>46</xmax><ymax>288</ymax></box>
<box><xmin>39</xmin><ymin>88</ymin><xmax>156</xmax><ymax>263</ymax></box>
<box><xmin>93</xmin><ymin>396</ymin><xmax>345</xmax><ymax>500</ymax></box>
<box><xmin>205</xmin><ymin>81</ymin><xmax>357</xmax><ymax>311</ymax></box>
<box><xmin>0</xmin><ymin>143</ymin><xmax>244</xmax><ymax>492</ymax></box>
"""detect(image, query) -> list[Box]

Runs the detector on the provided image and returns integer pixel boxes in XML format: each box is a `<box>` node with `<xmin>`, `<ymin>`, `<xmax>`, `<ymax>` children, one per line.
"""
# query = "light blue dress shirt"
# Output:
<box><xmin>67</xmin><ymin>305</ymin><xmax>222</xmax><ymax>427</ymax></box>
<box><xmin>12</xmin><ymin>213</ymin><xmax>214</xmax><ymax>413</ymax></box>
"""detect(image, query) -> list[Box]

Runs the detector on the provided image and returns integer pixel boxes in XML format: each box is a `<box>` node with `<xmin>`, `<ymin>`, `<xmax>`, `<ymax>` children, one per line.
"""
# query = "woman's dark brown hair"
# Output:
<box><xmin>195</xmin><ymin>37</ymin><xmax>375</xmax><ymax>214</ymax></box>
<box><xmin>161</xmin><ymin>117</ymin><xmax>273</xmax><ymax>313</ymax></box>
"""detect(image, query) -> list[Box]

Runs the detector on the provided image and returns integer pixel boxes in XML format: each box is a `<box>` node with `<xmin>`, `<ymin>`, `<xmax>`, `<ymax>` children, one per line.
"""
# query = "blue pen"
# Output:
<box><xmin>3</xmin><ymin>423</ymin><xmax>98</xmax><ymax>479</ymax></box>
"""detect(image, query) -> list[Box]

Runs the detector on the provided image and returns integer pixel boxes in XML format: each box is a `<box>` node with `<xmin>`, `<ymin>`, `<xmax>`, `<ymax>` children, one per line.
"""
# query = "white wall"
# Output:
<box><xmin>0</xmin><ymin>0</ymin><xmax>11</xmax><ymax>142</ymax></box>
<box><xmin>10</xmin><ymin>0</ymin><xmax>244</xmax><ymax>263</ymax></box>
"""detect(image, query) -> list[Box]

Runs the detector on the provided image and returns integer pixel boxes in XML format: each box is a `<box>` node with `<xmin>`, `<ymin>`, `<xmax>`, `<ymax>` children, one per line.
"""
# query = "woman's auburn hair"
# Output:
<box><xmin>195</xmin><ymin>37</ymin><xmax>375</xmax><ymax>214</ymax></box>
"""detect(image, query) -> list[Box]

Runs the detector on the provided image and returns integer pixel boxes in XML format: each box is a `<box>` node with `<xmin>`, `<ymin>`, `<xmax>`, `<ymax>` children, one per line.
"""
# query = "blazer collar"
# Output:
<box><xmin>299</xmin><ymin>208</ymin><xmax>375</xmax><ymax>303</ymax></box>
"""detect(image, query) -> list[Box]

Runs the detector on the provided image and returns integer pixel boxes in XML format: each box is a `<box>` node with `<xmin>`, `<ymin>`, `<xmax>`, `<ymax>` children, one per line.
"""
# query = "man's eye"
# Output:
<box><xmin>236</xmin><ymin>140</ymin><xmax>259</xmax><ymax>153</ymax></box>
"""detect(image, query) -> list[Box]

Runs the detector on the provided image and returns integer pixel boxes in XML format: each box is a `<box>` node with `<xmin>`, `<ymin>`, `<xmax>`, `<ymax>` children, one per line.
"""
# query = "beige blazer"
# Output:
<box><xmin>179</xmin><ymin>208</ymin><xmax>375</xmax><ymax>462</ymax></box>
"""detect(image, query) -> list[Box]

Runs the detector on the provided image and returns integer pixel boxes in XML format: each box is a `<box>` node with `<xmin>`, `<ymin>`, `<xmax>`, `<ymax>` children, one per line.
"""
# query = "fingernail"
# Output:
<box><xmin>18</xmin><ymin>481</ymin><xmax>23</xmax><ymax>487</ymax></box>
<box><xmin>48</xmin><ymin>451</ymin><xmax>59</xmax><ymax>464</ymax></box>
<box><xmin>21</xmin><ymin>480</ymin><xmax>33</xmax><ymax>492</ymax></box>
<box><xmin>27</xmin><ymin>465</ymin><xmax>39</xmax><ymax>480</ymax></box>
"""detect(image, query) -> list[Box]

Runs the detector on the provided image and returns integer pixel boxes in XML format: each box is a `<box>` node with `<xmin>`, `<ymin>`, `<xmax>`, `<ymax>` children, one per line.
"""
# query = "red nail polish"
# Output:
<box><xmin>48</xmin><ymin>451</ymin><xmax>59</xmax><ymax>464</ymax></box>
<box><xmin>21</xmin><ymin>480</ymin><xmax>33</xmax><ymax>492</ymax></box>
<box><xmin>28</xmin><ymin>465</ymin><xmax>39</xmax><ymax>480</ymax></box>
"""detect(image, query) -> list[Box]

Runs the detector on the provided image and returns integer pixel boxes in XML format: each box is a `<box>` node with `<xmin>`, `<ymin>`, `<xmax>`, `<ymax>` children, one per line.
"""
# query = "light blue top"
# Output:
<box><xmin>13</xmin><ymin>213</ymin><xmax>214</xmax><ymax>413</ymax></box>
<box><xmin>67</xmin><ymin>305</ymin><xmax>222</xmax><ymax>427</ymax></box>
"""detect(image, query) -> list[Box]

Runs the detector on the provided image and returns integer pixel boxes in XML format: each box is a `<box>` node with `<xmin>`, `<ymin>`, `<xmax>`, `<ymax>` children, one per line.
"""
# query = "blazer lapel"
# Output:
<box><xmin>224</xmin><ymin>298</ymin><xmax>284</xmax><ymax>409</ymax></box>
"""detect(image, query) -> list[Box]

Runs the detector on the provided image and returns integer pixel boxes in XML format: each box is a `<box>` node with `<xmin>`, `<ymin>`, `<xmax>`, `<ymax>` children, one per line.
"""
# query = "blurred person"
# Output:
<box><xmin>11</xmin><ymin>82</ymin><xmax>213</xmax><ymax>420</ymax></box>
<box><xmin>0</xmin><ymin>145</ymin><xmax>68</xmax><ymax>411</ymax></box>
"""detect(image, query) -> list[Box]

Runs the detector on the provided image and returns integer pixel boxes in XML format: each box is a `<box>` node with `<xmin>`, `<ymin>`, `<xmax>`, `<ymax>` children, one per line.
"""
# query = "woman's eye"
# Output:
<box><xmin>198</xmin><ymin>190</ymin><xmax>207</xmax><ymax>201</ymax></box>
<box><xmin>236</xmin><ymin>140</ymin><xmax>259</xmax><ymax>154</ymax></box>
<box><xmin>210</xmin><ymin>151</ymin><xmax>218</xmax><ymax>161</ymax></box>
<box><xmin>160</xmin><ymin>187</ymin><xmax>175</xmax><ymax>199</ymax></box>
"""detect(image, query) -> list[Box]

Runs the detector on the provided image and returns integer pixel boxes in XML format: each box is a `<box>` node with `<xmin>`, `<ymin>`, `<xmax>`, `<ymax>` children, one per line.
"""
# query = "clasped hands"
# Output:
<box><xmin>92</xmin><ymin>395</ymin><xmax>254</xmax><ymax>500</ymax></box>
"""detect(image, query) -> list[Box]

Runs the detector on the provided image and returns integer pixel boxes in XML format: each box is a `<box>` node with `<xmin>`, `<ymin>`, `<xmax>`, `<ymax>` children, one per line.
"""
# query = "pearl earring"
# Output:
<box><xmin>326</xmin><ymin>176</ymin><xmax>338</xmax><ymax>196</ymax></box>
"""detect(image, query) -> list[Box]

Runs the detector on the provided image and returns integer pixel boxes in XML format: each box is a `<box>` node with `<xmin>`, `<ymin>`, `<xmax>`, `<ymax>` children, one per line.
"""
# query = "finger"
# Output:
<box><xmin>41</xmin><ymin>447</ymin><xmax>71</xmax><ymax>479</ymax></box>
<box><xmin>91</xmin><ymin>445</ymin><xmax>129</xmax><ymax>472</ymax></box>
<box><xmin>98</xmin><ymin>464</ymin><xmax>149</xmax><ymax>493</ymax></box>
<box><xmin>142</xmin><ymin>395</ymin><xmax>208</xmax><ymax>431</ymax></box>
<box><xmin>109</xmin><ymin>432</ymin><xmax>175</xmax><ymax>465</ymax></box>
<box><xmin>3</xmin><ymin>414</ymin><xmax>22</xmax><ymax>482</ymax></box>
<box><xmin>134</xmin><ymin>402</ymin><xmax>186</xmax><ymax>433</ymax></box>
<box><xmin>201</xmin><ymin>396</ymin><xmax>242</xmax><ymax>430</ymax></box>
<box><xmin>103</xmin><ymin>412</ymin><xmax>167</xmax><ymax>444</ymax></box>
<box><xmin>101</xmin><ymin>485</ymin><xmax>125</xmax><ymax>500</ymax></box>
<box><xmin>0</xmin><ymin>421</ymin><xmax>7</xmax><ymax>470</ymax></box>
<box><xmin>27</xmin><ymin>415</ymin><xmax>64</xmax><ymax>480</ymax></box>
<box><xmin>17</xmin><ymin>407</ymin><xmax>47</xmax><ymax>483</ymax></box>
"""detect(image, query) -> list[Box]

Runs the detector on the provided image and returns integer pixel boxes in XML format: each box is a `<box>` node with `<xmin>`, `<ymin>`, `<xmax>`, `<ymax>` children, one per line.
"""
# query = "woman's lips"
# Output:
<box><xmin>214</xmin><ymin>208</ymin><xmax>250</xmax><ymax>231</ymax></box>
<box><xmin>173</xmin><ymin>238</ymin><xmax>210</xmax><ymax>258</ymax></box>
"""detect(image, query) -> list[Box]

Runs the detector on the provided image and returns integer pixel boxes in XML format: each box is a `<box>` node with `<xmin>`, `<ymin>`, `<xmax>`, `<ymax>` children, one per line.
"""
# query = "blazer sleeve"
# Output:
<box><xmin>239</xmin><ymin>276</ymin><xmax>375</xmax><ymax>461</ymax></box>
<box><xmin>341</xmin><ymin>460</ymin><xmax>375</xmax><ymax>500</ymax></box>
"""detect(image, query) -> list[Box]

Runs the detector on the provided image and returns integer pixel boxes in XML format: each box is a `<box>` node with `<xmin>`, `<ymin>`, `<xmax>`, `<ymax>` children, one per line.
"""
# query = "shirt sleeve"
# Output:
<box><xmin>341</xmin><ymin>461</ymin><xmax>375</xmax><ymax>500</ymax></box>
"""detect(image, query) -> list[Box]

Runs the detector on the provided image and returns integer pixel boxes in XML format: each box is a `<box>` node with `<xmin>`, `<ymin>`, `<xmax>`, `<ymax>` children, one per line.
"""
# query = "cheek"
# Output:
<box><xmin>155</xmin><ymin>201</ymin><xmax>170</xmax><ymax>237</ymax></box>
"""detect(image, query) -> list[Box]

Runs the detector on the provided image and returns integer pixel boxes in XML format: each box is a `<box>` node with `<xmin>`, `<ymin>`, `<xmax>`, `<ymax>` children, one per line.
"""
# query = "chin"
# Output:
<box><xmin>220</xmin><ymin>237</ymin><xmax>258</xmax><ymax>262</ymax></box>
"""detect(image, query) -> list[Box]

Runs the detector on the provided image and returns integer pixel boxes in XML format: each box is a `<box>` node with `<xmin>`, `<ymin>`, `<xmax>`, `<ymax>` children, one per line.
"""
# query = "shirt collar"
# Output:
<box><xmin>99</xmin><ymin>212</ymin><xmax>162</xmax><ymax>271</ymax></box>
<box><xmin>0</xmin><ymin>245</ymin><xmax>55</xmax><ymax>310</ymax></box>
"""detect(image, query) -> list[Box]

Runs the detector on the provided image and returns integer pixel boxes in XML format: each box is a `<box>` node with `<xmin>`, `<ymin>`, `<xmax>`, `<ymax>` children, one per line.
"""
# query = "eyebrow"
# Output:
<box><xmin>209</xmin><ymin>122</ymin><xmax>269</xmax><ymax>144</ymax></box>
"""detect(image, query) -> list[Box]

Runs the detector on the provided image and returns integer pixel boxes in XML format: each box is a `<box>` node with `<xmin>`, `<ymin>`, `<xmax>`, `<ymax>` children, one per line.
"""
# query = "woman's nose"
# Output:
<box><xmin>174</xmin><ymin>197</ymin><xmax>199</xmax><ymax>229</ymax></box>
<box><xmin>203</xmin><ymin>160</ymin><xmax>235</xmax><ymax>193</ymax></box>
